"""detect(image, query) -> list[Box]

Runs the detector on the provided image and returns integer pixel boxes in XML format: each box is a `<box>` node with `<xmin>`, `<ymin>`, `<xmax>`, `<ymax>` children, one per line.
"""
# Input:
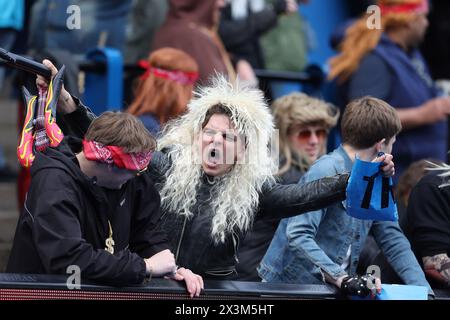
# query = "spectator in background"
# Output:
<box><xmin>123</xmin><ymin>0</ymin><xmax>169</xmax><ymax>104</ymax></box>
<box><xmin>0</xmin><ymin>0</ymin><xmax>24</xmax><ymax>88</ymax></box>
<box><xmin>127</xmin><ymin>48</ymin><xmax>199</xmax><ymax>136</ymax></box>
<box><xmin>236</xmin><ymin>92</ymin><xmax>339</xmax><ymax>280</ymax></box>
<box><xmin>271</xmin><ymin>93</ymin><xmax>339</xmax><ymax>183</ymax></box>
<box><xmin>0</xmin><ymin>0</ymin><xmax>24</xmax><ymax>182</ymax></box>
<box><xmin>260</xmin><ymin>0</ymin><xmax>309</xmax><ymax>72</ymax></box>
<box><xmin>329</xmin><ymin>0</ymin><xmax>450</xmax><ymax>182</ymax></box>
<box><xmin>420</xmin><ymin>0</ymin><xmax>450</xmax><ymax>82</ymax></box>
<box><xmin>219</xmin><ymin>0</ymin><xmax>298</xmax><ymax>71</ymax></box>
<box><xmin>260</xmin><ymin>0</ymin><xmax>310</xmax><ymax>98</ymax></box>
<box><xmin>408</xmin><ymin>161</ymin><xmax>450</xmax><ymax>288</ymax></box>
<box><xmin>396</xmin><ymin>159</ymin><xmax>439</xmax><ymax>230</ymax></box>
<box><xmin>219</xmin><ymin>0</ymin><xmax>299</xmax><ymax>97</ymax></box>
<box><xmin>152</xmin><ymin>0</ymin><xmax>235</xmax><ymax>85</ymax></box>
<box><xmin>28</xmin><ymin>0</ymin><xmax>133</xmax><ymax>53</ymax></box>
<box><xmin>346</xmin><ymin>0</ymin><xmax>376</xmax><ymax>17</ymax></box>
<box><xmin>124</xmin><ymin>0</ymin><xmax>168</xmax><ymax>64</ymax></box>
<box><xmin>26</xmin><ymin>0</ymin><xmax>134</xmax><ymax>100</ymax></box>
<box><xmin>420</xmin><ymin>0</ymin><xmax>450</xmax><ymax>144</ymax></box>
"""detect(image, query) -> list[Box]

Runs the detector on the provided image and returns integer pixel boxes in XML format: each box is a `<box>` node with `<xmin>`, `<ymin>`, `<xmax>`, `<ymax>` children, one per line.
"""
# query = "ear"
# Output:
<box><xmin>374</xmin><ymin>138</ymin><xmax>386</xmax><ymax>153</ymax></box>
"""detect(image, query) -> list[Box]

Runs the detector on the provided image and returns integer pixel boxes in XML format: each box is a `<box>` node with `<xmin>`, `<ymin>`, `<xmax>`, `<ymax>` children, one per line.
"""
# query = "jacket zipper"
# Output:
<box><xmin>232</xmin><ymin>230</ymin><xmax>240</xmax><ymax>264</ymax></box>
<box><xmin>175</xmin><ymin>215</ymin><xmax>188</xmax><ymax>261</ymax></box>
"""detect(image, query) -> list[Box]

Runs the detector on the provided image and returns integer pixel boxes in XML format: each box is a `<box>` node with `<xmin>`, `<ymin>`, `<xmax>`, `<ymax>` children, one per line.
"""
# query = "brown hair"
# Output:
<box><xmin>328</xmin><ymin>0</ymin><xmax>423</xmax><ymax>82</ymax></box>
<box><xmin>201</xmin><ymin>104</ymin><xmax>233</xmax><ymax>129</ymax></box>
<box><xmin>127</xmin><ymin>47</ymin><xmax>199</xmax><ymax>124</ymax></box>
<box><xmin>273</xmin><ymin>93</ymin><xmax>340</xmax><ymax>175</ymax></box>
<box><xmin>85</xmin><ymin>111</ymin><xmax>156</xmax><ymax>153</ymax></box>
<box><xmin>341</xmin><ymin>96</ymin><xmax>401</xmax><ymax>149</ymax></box>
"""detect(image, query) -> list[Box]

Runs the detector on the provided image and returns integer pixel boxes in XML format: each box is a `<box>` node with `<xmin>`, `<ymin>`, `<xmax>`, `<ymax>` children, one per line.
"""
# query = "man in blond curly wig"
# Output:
<box><xmin>329</xmin><ymin>0</ymin><xmax>450</xmax><ymax>182</ymax></box>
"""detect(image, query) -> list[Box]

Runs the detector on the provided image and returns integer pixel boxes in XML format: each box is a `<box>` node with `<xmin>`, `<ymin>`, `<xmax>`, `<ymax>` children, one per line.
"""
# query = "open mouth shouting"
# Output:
<box><xmin>205</xmin><ymin>147</ymin><xmax>223</xmax><ymax>168</ymax></box>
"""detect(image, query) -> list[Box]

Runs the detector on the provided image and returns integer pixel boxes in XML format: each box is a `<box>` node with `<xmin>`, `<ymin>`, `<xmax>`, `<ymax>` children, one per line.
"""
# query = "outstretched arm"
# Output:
<box><xmin>259</xmin><ymin>153</ymin><xmax>394</xmax><ymax>220</ymax></box>
<box><xmin>260</xmin><ymin>173</ymin><xmax>348</xmax><ymax>219</ymax></box>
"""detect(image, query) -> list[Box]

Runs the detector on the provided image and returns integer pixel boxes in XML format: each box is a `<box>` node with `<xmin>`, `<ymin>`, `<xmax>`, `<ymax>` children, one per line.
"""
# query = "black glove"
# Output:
<box><xmin>273</xmin><ymin>0</ymin><xmax>287</xmax><ymax>15</ymax></box>
<box><xmin>340</xmin><ymin>274</ymin><xmax>377</xmax><ymax>297</ymax></box>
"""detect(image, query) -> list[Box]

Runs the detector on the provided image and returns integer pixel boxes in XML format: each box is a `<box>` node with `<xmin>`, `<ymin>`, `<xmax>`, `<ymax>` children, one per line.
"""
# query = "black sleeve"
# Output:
<box><xmin>219</xmin><ymin>8</ymin><xmax>277</xmax><ymax>50</ymax></box>
<box><xmin>407</xmin><ymin>173</ymin><xmax>450</xmax><ymax>257</ymax></box>
<box><xmin>347</xmin><ymin>53</ymin><xmax>392</xmax><ymax>102</ymax></box>
<box><xmin>57</xmin><ymin>95</ymin><xmax>96</xmax><ymax>139</ymax></box>
<box><xmin>147</xmin><ymin>150</ymin><xmax>172</xmax><ymax>184</ymax></box>
<box><xmin>130</xmin><ymin>175</ymin><xmax>170</xmax><ymax>258</ymax></box>
<box><xmin>30</xmin><ymin>171</ymin><xmax>146</xmax><ymax>286</ymax></box>
<box><xmin>258</xmin><ymin>173</ymin><xmax>349</xmax><ymax>220</ymax></box>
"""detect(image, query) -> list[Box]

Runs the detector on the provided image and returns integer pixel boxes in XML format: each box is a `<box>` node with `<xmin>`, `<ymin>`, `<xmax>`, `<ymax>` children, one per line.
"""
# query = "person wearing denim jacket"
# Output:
<box><xmin>258</xmin><ymin>97</ymin><xmax>432</xmax><ymax>294</ymax></box>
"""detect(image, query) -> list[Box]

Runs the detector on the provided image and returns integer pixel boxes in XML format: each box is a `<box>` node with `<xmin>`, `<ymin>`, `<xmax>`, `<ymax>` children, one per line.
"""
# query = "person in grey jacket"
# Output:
<box><xmin>39</xmin><ymin>60</ymin><xmax>395</xmax><ymax>280</ymax></box>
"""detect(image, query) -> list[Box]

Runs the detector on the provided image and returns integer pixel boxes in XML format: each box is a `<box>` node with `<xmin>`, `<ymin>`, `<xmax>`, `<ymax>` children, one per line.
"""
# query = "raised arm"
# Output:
<box><xmin>37</xmin><ymin>59</ymin><xmax>95</xmax><ymax>139</ymax></box>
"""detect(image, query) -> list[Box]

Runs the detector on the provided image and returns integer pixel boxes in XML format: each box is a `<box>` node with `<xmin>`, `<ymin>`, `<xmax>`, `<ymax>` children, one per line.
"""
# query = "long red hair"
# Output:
<box><xmin>127</xmin><ymin>48</ymin><xmax>199</xmax><ymax>124</ymax></box>
<box><xmin>328</xmin><ymin>0</ymin><xmax>426</xmax><ymax>83</ymax></box>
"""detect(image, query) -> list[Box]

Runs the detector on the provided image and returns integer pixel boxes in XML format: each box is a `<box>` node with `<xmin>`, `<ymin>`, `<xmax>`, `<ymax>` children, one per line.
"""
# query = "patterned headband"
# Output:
<box><xmin>138</xmin><ymin>60</ymin><xmax>198</xmax><ymax>85</ymax></box>
<box><xmin>379</xmin><ymin>0</ymin><xmax>428</xmax><ymax>15</ymax></box>
<box><xmin>82</xmin><ymin>139</ymin><xmax>152</xmax><ymax>171</ymax></box>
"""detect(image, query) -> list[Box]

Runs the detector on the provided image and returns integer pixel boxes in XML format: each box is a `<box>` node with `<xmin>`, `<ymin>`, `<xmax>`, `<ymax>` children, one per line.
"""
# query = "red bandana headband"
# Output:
<box><xmin>379</xmin><ymin>0</ymin><xmax>428</xmax><ymax>15</ymax></box>
<box><xmin>82</xmin><ymin>139</ymin><xmax>152</xmax><ymax>171</ymax></box>
<box><xmin>138</xmin><ymin>60</ymin><xmax>199</xmax><ymax>84</ymax></box>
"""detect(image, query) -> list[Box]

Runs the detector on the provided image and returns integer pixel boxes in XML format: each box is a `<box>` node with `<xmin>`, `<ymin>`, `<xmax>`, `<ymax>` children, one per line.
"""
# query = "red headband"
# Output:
<box><xmin>379</xmin><ymin>1</ymin><xmax>428</xmax><ymax>14</ymax></box>
<box><xmin>138</xmin><ymin>60</ymin><xmax>198</xmax><ymax>84</ymax></box>
<box><xmin>82</xmin><ymin>139</ymin><xmax>152</xmax><ymax>171</ymax></box>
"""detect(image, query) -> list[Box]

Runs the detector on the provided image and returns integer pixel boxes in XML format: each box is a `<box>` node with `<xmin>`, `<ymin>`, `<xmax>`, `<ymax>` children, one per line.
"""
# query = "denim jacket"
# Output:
<box><xmin>258</xmin><ymin>146</ymin><xmax>431</xmax><ymax>292</ymax></box>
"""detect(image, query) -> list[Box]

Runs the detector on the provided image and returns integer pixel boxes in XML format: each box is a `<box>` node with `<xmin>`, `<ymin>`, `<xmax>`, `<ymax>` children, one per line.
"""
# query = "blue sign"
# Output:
<box><xmin>346</xmin><ymin>158</ymin><xmax>398</xmax><ymax>221</ymax></box>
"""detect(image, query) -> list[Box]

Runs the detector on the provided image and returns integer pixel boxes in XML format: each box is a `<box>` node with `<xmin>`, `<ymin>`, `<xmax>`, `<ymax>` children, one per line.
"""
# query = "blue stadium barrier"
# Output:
<box><xmin>83</xmin><ymin>47</ymin><xmax>123</xmax><ymax>114</ymax></box>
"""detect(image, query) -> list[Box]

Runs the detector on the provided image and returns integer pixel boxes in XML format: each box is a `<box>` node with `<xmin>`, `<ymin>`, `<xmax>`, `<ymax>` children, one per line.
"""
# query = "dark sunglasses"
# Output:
<box><xmin>296</xmin><ymin>129</ymin><xmax>327</xmax><ymax>141</ymax></box>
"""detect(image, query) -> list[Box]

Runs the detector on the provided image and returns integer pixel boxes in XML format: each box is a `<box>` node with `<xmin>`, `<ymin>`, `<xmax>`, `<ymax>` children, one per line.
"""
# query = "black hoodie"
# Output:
<box><xmin>7</xmin><ymin>137</ymin><xmax>169</xmax><ymax>286</ymax></box>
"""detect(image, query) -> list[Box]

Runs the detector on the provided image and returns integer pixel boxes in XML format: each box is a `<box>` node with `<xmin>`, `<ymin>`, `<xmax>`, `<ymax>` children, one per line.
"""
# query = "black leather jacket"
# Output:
<box><xmin>59</xmin><ymin>102</ymin><xmax>349</xmax><ymax>278</ymax></box>
<box><xmin>135</xmin><ymin>149</ymin><xmax>349</xmax><ymax>278</ymax></box>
